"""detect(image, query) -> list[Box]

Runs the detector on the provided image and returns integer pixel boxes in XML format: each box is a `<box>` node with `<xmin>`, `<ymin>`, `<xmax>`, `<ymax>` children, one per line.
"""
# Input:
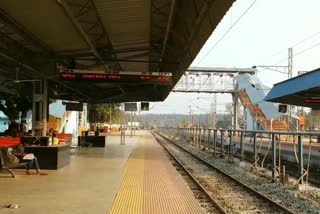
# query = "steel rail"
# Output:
<box><xmin>187</xmin><ymin>130</ymin><xmax>320</xmax><ymax>187</ymax></box>
<box><xmin>154</xmin><ymin>131</ymin><xmax>295</xmax><ymax>214</ymax></box>
<box><xmin>176</xmin><ymin>127</ymin><xmax>320</xmax><ymax>136</ymax></box>
<box><xmin>151</xmin><ymin>132</ymin><xmax>227</xmax><ymax>214</ymax></box>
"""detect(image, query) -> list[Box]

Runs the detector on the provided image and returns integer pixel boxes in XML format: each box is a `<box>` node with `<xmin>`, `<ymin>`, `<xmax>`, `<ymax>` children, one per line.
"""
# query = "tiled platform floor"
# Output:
<box><xmin>0</xmin><ymin>131</ymin><xmax>203</xmax><ymax>213</ymax></box>
<box><xmin>110</xmin><ymin>131</ymin><xmax>203</xmax><ymax>214</ymax></box>
<box><xmin>0</xmin><ymin>134</ymin><xmax>139</xmax><ymax>214</ymax></box>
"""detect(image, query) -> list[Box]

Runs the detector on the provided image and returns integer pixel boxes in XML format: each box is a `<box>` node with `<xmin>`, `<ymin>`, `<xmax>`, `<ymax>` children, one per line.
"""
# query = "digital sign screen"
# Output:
<box><xmin>59</xmin><ymin>71</ymin><xmax>172</xmax><ymax>84</ymax></box>
<box><xmin>141</xmin><ymin>102</ymin><xmax>149</xmax><ymax>111</ymax></box>
<box><xmin>66</xmin><ymin>103</ymin><xmax>83</xmax><ymax>111</ymax></box>
<box><xmin>124</xmin><ymin>103</ymin><xmax>137</xmax><ymax>111</ymax></box>
<box><xmin>278</xmin><ymin>104</ymin><xmax>287</xmax><ymax>113</ymax></box>
<box><xmin>305</xmin><ymin>99</ymin><xmax>320</xmax><ymax>103</ymax></box>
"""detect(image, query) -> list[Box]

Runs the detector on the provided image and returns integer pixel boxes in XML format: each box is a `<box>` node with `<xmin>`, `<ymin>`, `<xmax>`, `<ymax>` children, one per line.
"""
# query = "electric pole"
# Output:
<box><xmin>188</xmin><ymin>105</ymin><xmax>192</xmax><ymax>126</ymax></box>
<box><xmin>109</xmin><ymin>105</ymin><xmax>112</xmax><ymax>129</ymax></box>
<box><xmin>287</xmin><ymin>48</ymin><xmax>293</xmax><ymax>128</ymax></box>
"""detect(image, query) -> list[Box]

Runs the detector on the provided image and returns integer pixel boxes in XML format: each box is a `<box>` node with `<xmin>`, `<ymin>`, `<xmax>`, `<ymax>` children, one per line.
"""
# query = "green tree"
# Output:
<box><xmin>96</xmin><ymin>103</ymin><xmax>122</xmax><ymax>125</ymax></box>
<box><xmin>0</xmin><ymin>83</ymin><xmax>33</xmax><ymax>136</ymax></box>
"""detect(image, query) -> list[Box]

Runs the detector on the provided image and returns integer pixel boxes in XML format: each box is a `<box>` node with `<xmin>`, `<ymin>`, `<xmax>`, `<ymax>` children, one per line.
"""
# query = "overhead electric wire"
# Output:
<box><xmin>196</xmin><ymin>0</ymin><xmax>257</xmax><ymax>66</ymax></box>
<box><xmin>256</xmin><ymin>31</ymin><xmax>320</xmax><ymax>65</ymax></box>
<box><xmin>272</xmin><ymin>41</ymin><xmax>320</xmax><ymax>66</ymax></box>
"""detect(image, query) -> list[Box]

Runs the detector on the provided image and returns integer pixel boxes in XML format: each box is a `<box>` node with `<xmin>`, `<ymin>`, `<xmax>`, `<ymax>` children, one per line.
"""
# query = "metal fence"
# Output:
<box><xmin>158</xmin><ymin>127</ymin><xmax>320</xmax><ymax>184</ymax></box>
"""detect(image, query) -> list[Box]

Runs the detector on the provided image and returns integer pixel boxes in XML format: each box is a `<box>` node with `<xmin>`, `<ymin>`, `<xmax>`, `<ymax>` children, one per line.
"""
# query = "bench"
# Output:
<box><xmin>0</xmin><ymin>148</ymin><xmax>28</xmax><ymax>178</ymax></box>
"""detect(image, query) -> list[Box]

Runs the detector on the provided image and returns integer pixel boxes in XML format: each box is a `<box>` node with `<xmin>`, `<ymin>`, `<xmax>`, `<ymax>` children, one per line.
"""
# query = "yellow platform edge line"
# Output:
<box><xmin>110</xmin><ymin>141</ymin><xmax>145</xmax><ymax>214</ymax></box>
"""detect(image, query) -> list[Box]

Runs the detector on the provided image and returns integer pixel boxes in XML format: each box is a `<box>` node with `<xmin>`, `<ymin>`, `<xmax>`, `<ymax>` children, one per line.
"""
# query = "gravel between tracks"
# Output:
<box><xmin>165</xmin><ymin>135</ymin><xmax>320</xmax><ymax>214</ymax></box>
<box><xmin>163</xmin><ymin>141</ymin><xmax>284</xmax><ymax>214</ymax></box>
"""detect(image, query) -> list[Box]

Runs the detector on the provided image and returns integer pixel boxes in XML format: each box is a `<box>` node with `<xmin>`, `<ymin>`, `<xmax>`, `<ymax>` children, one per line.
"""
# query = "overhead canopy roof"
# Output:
<box><xmin>265</xmin><ymin>68</ymin><xmax>320</xmax><ymax>109</ymax></box>
<box><xmin>0</xmin><ymin>0</ymin><xmax>235</xmax><ymax>103</ymax></box>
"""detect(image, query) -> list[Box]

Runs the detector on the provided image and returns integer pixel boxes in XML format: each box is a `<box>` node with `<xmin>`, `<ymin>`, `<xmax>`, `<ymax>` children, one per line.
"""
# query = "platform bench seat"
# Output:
<box><xmin>0</xmin><ymin>148</ymin><xmax>28</xmax><ymax>178</ymax></box>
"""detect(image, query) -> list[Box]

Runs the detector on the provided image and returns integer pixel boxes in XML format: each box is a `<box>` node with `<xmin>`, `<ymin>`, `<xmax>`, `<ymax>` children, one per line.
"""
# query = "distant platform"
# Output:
<box><xmin>265</xmin><ymin>68</ymin><xmax>320</xmax><ymax>108</ymax></box>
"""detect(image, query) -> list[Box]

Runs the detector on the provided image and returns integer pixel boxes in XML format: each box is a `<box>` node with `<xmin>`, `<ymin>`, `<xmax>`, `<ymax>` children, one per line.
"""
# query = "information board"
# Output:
<box><xmin>125</xmin><ymin>103</ymin><xmax>137</xmax><ymax>111</ymax></box>
<box><xmin>141</xmin><ymin>102</ymin><xmax>149</xmax><ymax>111</ymax></box>
<box><xmin>66</xmin><ymin>102</ymin><xmax>83</xmax><ymax>111</ymax></box>
<box><xmin>278</xmin><ymin>104</ymin><xmax>287</xmax><ymax>113</ymax></box>
<box><xmin>60</xmin><ymin>70</ymin><xmax>172</xmax><ymax>84</ymax></box>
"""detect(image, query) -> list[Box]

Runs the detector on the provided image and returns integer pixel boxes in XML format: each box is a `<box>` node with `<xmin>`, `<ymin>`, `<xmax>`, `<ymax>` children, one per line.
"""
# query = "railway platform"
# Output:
<box><xmin>0</xmin><ymin>131</ymin><xmax>203</xmax><ymax>214</ymax></box>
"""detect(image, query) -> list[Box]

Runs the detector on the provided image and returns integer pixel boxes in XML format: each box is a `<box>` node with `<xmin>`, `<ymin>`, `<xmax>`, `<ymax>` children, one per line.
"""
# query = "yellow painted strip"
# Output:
<box><xmin>110</xmin><ymin>141</ymin><xmax>144</xmax><ymax>214</ymax></box>
<box><xmin>110</xmin><ymin>132</ymin><xmax>203</xmax><ymax>214</ymax></box>
<box><xmin>143</xmin><ymin>133</ymin><xmax>204</xmax><ymax>214</ymax></box>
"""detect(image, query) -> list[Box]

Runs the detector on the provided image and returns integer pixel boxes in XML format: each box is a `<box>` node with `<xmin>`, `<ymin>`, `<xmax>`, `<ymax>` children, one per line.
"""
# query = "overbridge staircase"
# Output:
<box><xmin>49</xmin><ymin>100</ymin><xmax>73</xmax><ymax>133</ymax></box>
<box><xmin>235</xmin><ymin>74</ymin><xmax>289</xmax><ymax>131</ymax></box>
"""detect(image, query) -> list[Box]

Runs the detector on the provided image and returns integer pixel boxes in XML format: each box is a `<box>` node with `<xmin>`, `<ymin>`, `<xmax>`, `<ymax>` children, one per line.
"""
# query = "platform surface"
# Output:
<box><xmin>110</xmin><ymin>131</ymin><xmax>203</xmax><ymax>214</ymax></box>
<box><xmin>0</xmin><ymin>134</ymin><xmax>139</xmax><ymax>214</ymax></box>
<box><xmin>0</xmin><ymin>131</ymin><xmax>203</xmax><ymax>213</ymax></box>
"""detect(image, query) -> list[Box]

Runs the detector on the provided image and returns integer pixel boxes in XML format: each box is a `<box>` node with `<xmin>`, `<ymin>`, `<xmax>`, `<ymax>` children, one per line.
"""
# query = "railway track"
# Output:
<box><xmin>153</xmin><ymin>131</ymin><xmax>295</xmax><ymax>214</ymax></box>
<box><xmin>161</xmin><ymin>141</ymin><xmax>227</xmax><ymax>213</ymax></box>
<box><xmin>206</xmin><ymin>144</ymin><xmax>320</xmax><ymax>188</ymax></box>
<box><xmin>179</xmin><ymin>133</ymin><xmax>320</xmax><ymax>187</ymax></box>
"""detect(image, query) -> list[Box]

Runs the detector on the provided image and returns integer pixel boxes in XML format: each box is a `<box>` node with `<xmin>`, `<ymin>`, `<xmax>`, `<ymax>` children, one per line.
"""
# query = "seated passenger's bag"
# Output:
<box><xmin>7</xmin><ymin>152</ymin><xmax>19</xmax><ymax>164</ymax></box>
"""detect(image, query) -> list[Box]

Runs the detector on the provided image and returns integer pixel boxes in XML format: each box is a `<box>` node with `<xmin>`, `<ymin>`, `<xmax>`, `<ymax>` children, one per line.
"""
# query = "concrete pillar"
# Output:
<box><xmin>232</xmin><ymin>93</ymin><xmax>238</xmax><ymax>130</ymax></box>
<box><xmin>213</xmin><ymin>130</ymin><xmax>217</xmax><ymax>156</ymax></box>
<box><xmin>272</xmin><ymin>134</ymin><xmax>277</xmax><ymax>181</ymax></box>
<box><xmin>253</xmin><ymin>132</ymin><xmax>257</xmax><ymax>166</ymax></box>
<box><xmin>298</xmin><ymin>135</ymin><xmax>304</xmax><ymax>184</ymax></box>
<box><xmin>220</xmin><ymin>131</ymin><xmax>224</xmax><ymax>158</ymax></box>
<box><xmin>240</xmin><ymin>131</ymin><xmax>244</xmax><ymax>161</ymax></box>
<box><xmin>32</xmin><ymin>76</ymin><xmax>48</xmax><ymax>136</ymax></box>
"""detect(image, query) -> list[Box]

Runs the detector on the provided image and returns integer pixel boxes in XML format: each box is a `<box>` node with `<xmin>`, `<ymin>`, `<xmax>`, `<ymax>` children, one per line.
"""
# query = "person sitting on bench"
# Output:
<box><xmin>9</xmin><ymin>143</ymin><xmax>41</xmax><ymax>175</ymax></box>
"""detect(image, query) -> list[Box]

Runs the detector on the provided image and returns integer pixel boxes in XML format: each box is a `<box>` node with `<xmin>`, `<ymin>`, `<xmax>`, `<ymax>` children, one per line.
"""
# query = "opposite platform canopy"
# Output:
<box><xmin>265</xmin><ymin>68</ymin><xmax>320</xmax><ymax>109</ymax></box>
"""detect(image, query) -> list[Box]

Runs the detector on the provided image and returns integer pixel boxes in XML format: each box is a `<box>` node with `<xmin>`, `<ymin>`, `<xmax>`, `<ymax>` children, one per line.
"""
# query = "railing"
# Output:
<box><xmin>158</xmin><ymin>127</ymin><xmax>320</xmax><ymax>184</ymax></box>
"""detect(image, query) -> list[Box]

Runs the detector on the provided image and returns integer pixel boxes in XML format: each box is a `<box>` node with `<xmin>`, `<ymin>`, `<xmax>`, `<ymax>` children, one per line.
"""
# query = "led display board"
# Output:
<box><xmin>305</xmin><ymin>99</ymin><xmax>320</xmax><ymax>103</ymax></box>
<box><xmin>141</xmin><ymin>102</ymin><xmax>149</xmax><ymax>111</ymax></box>
<box><xmin>59</xmin><ymin>69</ymin><xmax>172</xmax><ymax>84</ymax></box>
<box><xmin>124</xmin><ymin>103</ymin><xmax>137</xmax><ymax>111</ymax></box>
<box><xmin>278</xmin><ymin>104</ymin><xmax>287</xmax><ymax>113</ymax></box>
<box><xmin>66</xmin><ymin>102</ymin><xmax>83</xmax><ymax>111</ymax></box>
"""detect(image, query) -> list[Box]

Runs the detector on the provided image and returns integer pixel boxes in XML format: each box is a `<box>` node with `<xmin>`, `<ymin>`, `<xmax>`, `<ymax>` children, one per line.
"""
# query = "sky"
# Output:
<box><xmin>144</xmin><ymin>0</ymin><xmax>320</xmax><ymax>115</ymax></box>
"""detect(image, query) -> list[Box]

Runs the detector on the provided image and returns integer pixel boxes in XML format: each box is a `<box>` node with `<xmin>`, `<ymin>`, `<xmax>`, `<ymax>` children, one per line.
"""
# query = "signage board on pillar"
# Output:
<box><xmin>278</xmin><ymin>104</ymin><xmax>287</xmax><ymax>113</ymax></box>
<box><xmin>141</xmin><ymin>102</ymin><xmax>149</xmax><ymax>111</ymax></box>
<box><xmin>34</xmin><ymin>121</ymin><xmax>44</xmax><ymax>129</ymax></box>
<box><xmin>124</xmin><ymin>103</ymin><xmax>137</xmax><ymax>111</ymax></box>
<box><xmin>33</xmin><ymin>94</ymin><xmax>43</xmax><ymax>102</ymax></box>
<box><xmin>66</xmin><ymin>102</ymin><xmax>83</xmax><ymax>111</ymax></box>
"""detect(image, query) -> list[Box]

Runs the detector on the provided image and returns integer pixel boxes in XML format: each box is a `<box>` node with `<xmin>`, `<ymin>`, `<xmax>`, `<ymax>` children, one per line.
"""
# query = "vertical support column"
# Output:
<box><xmin>198</xmin><ymin>128</ymin><xmax>201</xmax><ymax>148</ymax></box>
<box><xmin>253</xmin><ymin>132</ymin><xmax>257</xmax><ymax>166</ymax></box>
<box><xmin>42</xmin><ymin>76</ymin><xmax>47</xmax><ymax>137</ymax></box>
<box><xmin>130</xmin><ymin>111</ymin><xmax>133</xmax><ymax>136</ymax></box>
<box><xmin>229</xmin><ymin>130</ymin><xmax>233</xmax><ymax>157</ymax></box>
<box><xmin>32</xmin><ymin>76</ymin><xmax>48</xmax><ymax>137</ymax></box>
<box><xmin>272</xmin><ymin>133</ymin><xmax>277</xmax><ymax>181</ymax></box>
<box><xmin>232</xmin><ymin>92</ymin><xmax>238</xmax><ymax>130</ymax></box>
<box><xmin>298</xmin><ymin>135</ymin><xmax>304</xmax><ymax>184</ymax></box>
<box><xmin>32</xmin><ymin>82</ymin><xmax>37</xmax><ymax>136</ymax></box>
<box><xmin>187</xmin><ymin>128</ymin><xmax>189</xmax><ymax>141</ymax></box>
<box><xmin>240</xmin><ymin>131</ymin><xmax>244</xmax><ymax>161</ymax></box>
<box><xmin>201</xmin><ymin>129</ymin><xmax>205</xmax><ymax>150</ymax></box>
<box><xmin>220</xmin><ymin>131</ymin><xmax>224</xmax><ymax>158</ymax></box>
<box><xmin>213</xmin><ymin>130</ymin><xmax>217</xmax><ymax>156</ymax></box>
<box><xmin>207</xmin><ymin>129</ymin><xmax>210</xmax><ymax>150</ymax></box>
<box><xmin>192</xmin><ymin>128</ymin><xmax>195</xmax><ymax>145</ymax></box>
